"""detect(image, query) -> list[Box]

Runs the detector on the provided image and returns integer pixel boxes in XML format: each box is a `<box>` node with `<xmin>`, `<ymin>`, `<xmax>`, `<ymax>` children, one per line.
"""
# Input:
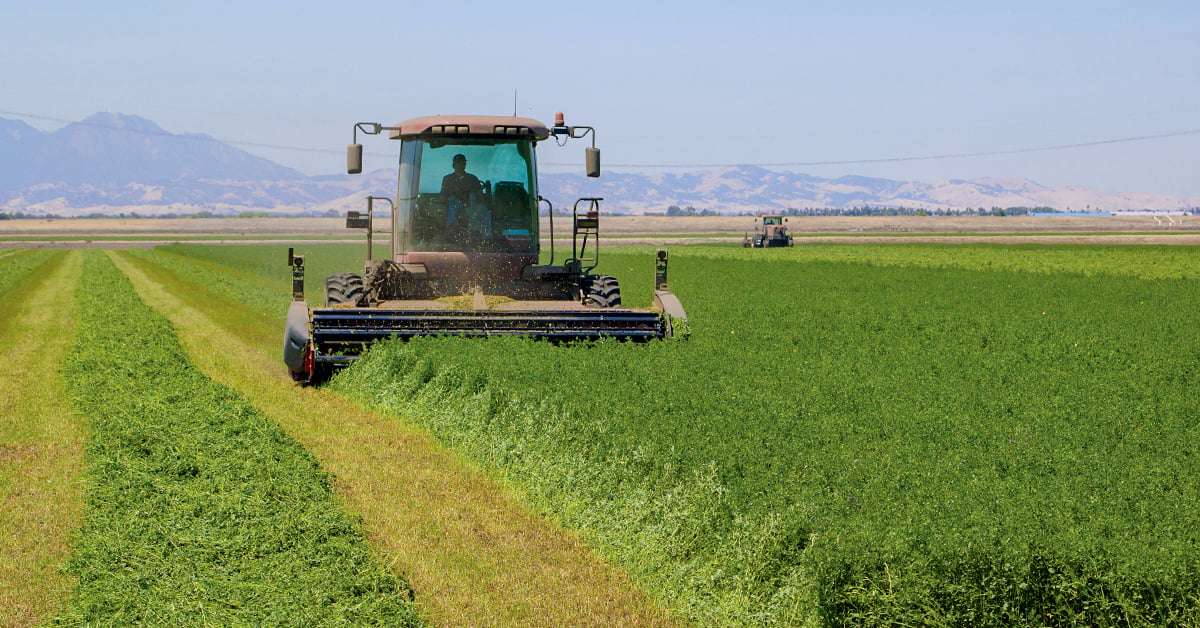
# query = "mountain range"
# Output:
<box><xmin>2</xmin><ymin>113</ymin><xmax>1195</xmax><ymax>216</ymax></box>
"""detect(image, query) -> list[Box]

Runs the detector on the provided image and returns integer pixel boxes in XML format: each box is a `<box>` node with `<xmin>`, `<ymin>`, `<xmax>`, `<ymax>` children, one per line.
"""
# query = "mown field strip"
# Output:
<box><xmin>57</xmin><ymin>252</ymin><xmax>420</xmax><ymax>624</ymax></box>
<box><xmin>109</xmin><ymin>250</ymin><xmax>676</xmax><ymax>628</ymax></box>
<box><xmin>0</xmin><ymin>251</ymin><xmax>85</xmax><ymax>627</ymax></box>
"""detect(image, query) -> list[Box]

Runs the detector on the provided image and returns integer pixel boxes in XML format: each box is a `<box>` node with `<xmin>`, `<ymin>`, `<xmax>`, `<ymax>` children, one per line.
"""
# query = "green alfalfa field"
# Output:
<box><xmin>4</xmin><ymin>241</ymin><xmax>1200</xmax><ymax>626</ymax></box>
<box><xmin>1</xmin><ymin>250</ymin><xmax>424</xmax><ymax>626</ymax></box>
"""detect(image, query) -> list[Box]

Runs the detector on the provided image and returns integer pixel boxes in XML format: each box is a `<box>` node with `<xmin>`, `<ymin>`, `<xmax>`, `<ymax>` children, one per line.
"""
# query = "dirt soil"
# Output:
<box><xmin>2</xmin><ymin>214</ymin><xmax>1199</xmax><ymax>248</ymax></box>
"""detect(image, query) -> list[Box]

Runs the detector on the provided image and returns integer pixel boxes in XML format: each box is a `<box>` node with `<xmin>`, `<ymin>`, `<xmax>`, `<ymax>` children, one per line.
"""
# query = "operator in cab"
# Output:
<box><xmin>441</xmin><ymin>153</ymin><xmax>491</xmax><ymax>238</ymax></box>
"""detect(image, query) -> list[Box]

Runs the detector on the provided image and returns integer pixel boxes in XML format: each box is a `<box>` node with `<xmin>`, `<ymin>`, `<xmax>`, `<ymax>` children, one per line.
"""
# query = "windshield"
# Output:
<box><xmin>417</xmin><ymin>140</ymin><xmax>534</xmax><ymax>195</ymax></box>
<box><xmin>397</xmin><ymin>138</ymin><xmax>539</xmax><ymax>253</ymax></box>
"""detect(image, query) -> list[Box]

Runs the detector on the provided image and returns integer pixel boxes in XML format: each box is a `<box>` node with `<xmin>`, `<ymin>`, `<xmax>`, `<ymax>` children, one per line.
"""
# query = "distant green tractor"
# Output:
<box><xmin>744</xmin><ymin>214</ymin><xmax>794</xmax><ymax>247</ymax></box>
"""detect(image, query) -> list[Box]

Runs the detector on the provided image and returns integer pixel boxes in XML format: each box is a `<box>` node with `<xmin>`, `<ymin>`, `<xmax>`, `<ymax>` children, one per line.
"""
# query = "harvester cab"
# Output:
<box><xmin>744</xmin><ymin>214</ymin><xmax>794</xmax><ymax>248</ymax></box>
<box><xmin>283</xmin><ymin>112</ymin><xmax>688</xmax><ymax>384</ymax></box>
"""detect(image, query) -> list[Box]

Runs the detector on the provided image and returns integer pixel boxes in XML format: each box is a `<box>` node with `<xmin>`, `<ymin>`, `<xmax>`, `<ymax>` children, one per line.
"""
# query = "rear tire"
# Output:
<box><xmin>581</xmin><ymin>274</ymin><xmax>621</xmax><ymax>308</ymax></box>
<box><xmin>325</xmin><ymin>273</ymin><xmax>365</xmax><ymax>306</ymax></box>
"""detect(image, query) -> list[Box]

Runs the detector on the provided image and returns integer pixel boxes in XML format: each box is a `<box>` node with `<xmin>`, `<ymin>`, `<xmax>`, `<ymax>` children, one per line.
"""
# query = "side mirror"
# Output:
<box><xmin>585</xmin><ymin>147</ymin><xmax>600</xmax><ymax>178</ymax></box>
<box><xmin>347</xmin><ymin>144</ymin><xmax>363</xmax><ymax>175</ymax></box>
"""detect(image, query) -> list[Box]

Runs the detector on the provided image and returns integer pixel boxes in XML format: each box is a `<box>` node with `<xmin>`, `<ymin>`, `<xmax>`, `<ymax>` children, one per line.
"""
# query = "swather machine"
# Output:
<box><xmin>284</xmin><ymin>112</ymin><xmax>687</xmax><ymax>383</ymax></box>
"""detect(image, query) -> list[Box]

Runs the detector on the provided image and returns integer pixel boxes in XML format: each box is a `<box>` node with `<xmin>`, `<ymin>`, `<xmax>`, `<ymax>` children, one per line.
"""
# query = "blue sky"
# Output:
<box><xmin>2</xmin><ymin>1</ymin><xmax>1198</xmax><ymax>197</ymax></box>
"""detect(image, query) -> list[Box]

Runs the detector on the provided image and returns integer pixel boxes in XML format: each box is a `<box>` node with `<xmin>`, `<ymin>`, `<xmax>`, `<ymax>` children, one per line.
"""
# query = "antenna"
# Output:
<box><xmin>513</xmin><ymin>90</ymin><xmax>517</xmax><ymax>116</ymax></box>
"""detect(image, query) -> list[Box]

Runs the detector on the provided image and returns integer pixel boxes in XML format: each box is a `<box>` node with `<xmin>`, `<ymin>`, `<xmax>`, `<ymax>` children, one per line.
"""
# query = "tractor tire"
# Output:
<box><xmin>325</xmin><ymin>273</ymin><xmax>365</xmax><ymax>306</ymax></box>
<box><xmin>581</xmin><ymin>274</ymin><xmax>622</xmax><ymax>308</ymax></box>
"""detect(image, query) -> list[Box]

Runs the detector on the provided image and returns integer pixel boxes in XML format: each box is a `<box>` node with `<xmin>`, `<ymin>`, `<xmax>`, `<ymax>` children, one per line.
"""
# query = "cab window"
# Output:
<box><xmin>409</xmin><ymin>139</ymin><xmax>538</xmax><ymax>252</ymax></box>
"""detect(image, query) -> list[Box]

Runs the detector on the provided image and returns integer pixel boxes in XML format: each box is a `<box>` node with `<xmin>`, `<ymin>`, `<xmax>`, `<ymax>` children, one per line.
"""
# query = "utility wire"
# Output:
<box><xmin>3</xmin><ymin>108</ymin><xmax>1196</xmax><ymax>169</ymax></box>
<box><xmin>597</xmin><ymin>128</ymin><xmax>1200</xmax><ymax>169</ymax></box>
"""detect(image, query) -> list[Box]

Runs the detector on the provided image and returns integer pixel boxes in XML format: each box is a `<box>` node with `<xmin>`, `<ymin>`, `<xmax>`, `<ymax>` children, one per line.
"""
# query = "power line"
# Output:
<box><xmin>3</xmin><ymin>107</ymin><xmax>1196</xmax><ymax>169</ymax></box>
<box><xmin>593</xmin><ymin>128</ymin><xmax>1200</xmax><ymax>169</ymax></box>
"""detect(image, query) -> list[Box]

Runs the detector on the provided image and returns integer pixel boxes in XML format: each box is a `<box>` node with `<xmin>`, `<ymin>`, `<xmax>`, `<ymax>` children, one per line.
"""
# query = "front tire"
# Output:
<box><xmin>581</xmin><ymin>274</ymin><xmax>621</xmax><ymax>308</ymax></box>
<box><xmin>325</xmin><ymin>273</ymin><xmax>365</xmax><ymax>306</ymax></box>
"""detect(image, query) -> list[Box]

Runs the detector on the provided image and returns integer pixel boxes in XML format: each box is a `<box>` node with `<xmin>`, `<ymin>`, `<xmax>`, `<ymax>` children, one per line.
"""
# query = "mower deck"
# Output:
<box><xmin>310</xmin><ymin>302</ymin><xmax>666</xmax><ymax>365</ymax></box>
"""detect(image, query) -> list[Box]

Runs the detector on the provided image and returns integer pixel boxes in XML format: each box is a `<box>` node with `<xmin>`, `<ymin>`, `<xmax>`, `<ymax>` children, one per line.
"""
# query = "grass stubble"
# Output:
<box><xmin>0</xmin><ymin>251</ymin><xmax>86</xmax><ymax>627</ymax></box>
<box><xmin>110</xmin><ymin>250</ymin><xmax>677</xmax><ymax>627</ymax></box>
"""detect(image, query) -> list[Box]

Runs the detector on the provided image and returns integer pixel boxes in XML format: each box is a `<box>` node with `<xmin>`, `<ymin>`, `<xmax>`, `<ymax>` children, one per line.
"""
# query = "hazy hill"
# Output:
<box><xmin>1</xmin><ymin>113</ymin><xmax>1195</xmax><ymax>216</ymax></box>
<box><xmin>2</xmin><ymin>113</ymin><xmax>304</xmax><ymax>190</ymax></box>
<box><xmin>0</xmin><ymin>118</ymin><xmax>43</xmax><ymax>190</ymax></box>
<box><xmin>540</xmin><ymin>167</ymin><xmax>1194</xmax><ymax>214</ymax></box>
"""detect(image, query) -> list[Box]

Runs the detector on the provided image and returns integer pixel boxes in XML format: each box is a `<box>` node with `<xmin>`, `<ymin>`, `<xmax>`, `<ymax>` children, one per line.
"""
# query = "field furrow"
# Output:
<box><xmin>108</xmin><ymin>250</ymin><xmax>677</xmax><ymax>627</ymax></box>
<box><xmin>0</xmin><ymin>251</ymin><xmax>85</xmax><ymax>628</ymax></box>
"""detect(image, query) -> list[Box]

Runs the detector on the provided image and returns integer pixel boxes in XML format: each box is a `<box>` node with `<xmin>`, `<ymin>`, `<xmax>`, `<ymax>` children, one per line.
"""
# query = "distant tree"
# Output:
<box><xmin>667</xmin><ymin>205</ymin><xmax>705</xmax><ymax>217</ymax></box>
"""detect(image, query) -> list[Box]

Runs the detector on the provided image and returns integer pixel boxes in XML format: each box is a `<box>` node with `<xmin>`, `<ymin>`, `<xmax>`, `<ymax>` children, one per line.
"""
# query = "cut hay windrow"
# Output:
<box><xmin>54</xmin><ymin>251</ymin><xmax>421</xmax><ymax>625</ymax></box>
<box><xmin>109</xmin><ymin>248</ymin><xmax>677</xmax><ymax>627</ymax></box>
<box><xmin>126</xmin><ymin>245</ymin><xmax>292</xmax><ymax>318</ymax></box>
<box><xmin>0</xmin><ymin>249</ymin><xmax>59</xmax><ymax>298</ymax></box>
<box><xmin>137</xmin><ymin>242</ymin><xmax>372</xmax><ymax>308</ymax></box>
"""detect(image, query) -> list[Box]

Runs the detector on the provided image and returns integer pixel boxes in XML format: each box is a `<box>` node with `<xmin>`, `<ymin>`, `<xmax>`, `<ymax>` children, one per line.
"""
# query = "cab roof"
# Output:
<box><xmin>388</xmin><ymin>115</ymin><xmax>550</xmax><ymax>141</ymax></box>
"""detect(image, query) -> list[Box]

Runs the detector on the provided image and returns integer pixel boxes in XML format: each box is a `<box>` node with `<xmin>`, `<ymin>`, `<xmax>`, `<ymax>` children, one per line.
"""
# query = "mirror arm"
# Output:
<box><xmin>568</xmin><ymin>125</ymin><xmax>596</xmax><ymax>148</ymax></box>
<box><xmin>352</xmin><ymin>122</ymin><xmax>381</xmax><ymax>144</ymax></box>
<box><xmin>353</xmin><ymin>122</ymin><xmax>403</xmax><ymax>143</ymax></box>
<box><xmin>348</xmin><ymin>122</ymin><xmax>403</xmax><ymax>175</ymax></box>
